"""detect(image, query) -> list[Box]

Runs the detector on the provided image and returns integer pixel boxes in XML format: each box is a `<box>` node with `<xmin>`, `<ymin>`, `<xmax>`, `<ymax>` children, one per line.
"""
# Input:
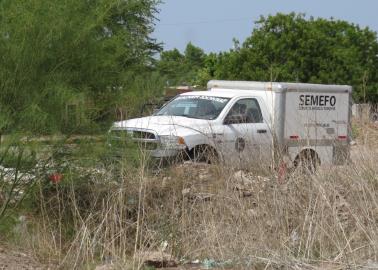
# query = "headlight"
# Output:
<box><xmin>159</xmin><ymin>135</ymin><xmax>186</xmax><ymax>149</ymax></box>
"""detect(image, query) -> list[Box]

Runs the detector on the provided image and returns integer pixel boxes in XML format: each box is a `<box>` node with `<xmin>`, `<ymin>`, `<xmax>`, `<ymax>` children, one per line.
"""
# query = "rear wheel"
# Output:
<box><xmin>294</xmin><ymin>149</ymin><xmax>320</xmax><ymax>174</ymax></box>
<box><xmin>371</xmin><ymin>112</ymin><xmax>378</xmax><ymax>122</ymax></box>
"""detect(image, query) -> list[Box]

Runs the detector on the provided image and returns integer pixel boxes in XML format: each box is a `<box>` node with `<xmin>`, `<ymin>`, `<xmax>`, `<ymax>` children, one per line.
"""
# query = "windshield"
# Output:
<box><xmin>155</xmin><ymin>95</ymin><xmax>230</xmax><ymax>120</ymax></box>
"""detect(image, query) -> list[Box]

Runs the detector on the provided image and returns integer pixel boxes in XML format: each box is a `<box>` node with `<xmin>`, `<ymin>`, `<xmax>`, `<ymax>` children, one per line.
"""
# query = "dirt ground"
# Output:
<box><xmin>0</xmin><ymin>245</ymin><xmax>46</xmax><ymax>270</ymax></box>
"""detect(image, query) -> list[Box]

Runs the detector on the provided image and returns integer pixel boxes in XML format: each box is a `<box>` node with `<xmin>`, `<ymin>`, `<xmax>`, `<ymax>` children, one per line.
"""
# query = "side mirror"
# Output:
<box><xmin>224</xmin><ymin>114</ymin><xmax>246</xmax><ymax>125</ymax></box>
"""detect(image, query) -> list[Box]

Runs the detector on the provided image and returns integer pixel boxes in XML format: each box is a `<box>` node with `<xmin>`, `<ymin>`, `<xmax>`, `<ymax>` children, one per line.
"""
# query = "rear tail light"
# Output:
<box><xmin>338</xmin><ymin>135</ymin><xmax>347</xmax><ymax>140</ymax></box>
<box><xmin>289</xmin><ymin>135</ymin><xmax>299</xmax><ymax>140</ymax></box>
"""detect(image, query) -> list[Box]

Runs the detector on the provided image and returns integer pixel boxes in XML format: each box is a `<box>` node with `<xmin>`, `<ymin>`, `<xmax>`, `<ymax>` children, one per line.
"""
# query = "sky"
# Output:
<box><xmin>152</xmin><ymin>0</ymin><xmax>378</xmax><ymax>53</ymax></box>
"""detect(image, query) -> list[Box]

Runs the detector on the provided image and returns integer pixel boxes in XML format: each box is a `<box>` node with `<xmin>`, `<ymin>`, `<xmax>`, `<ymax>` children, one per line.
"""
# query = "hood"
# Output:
<box><xmin>112</xmin><ymin>115</ymin><xmax>214</xmax><ymax>136</ymax></box>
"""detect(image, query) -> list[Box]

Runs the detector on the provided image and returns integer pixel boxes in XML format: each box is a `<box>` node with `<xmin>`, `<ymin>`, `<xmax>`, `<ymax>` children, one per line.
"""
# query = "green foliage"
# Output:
<box><xmin>157</xmin><ymin>49</ymin><xmax>185</xmax><ymax>85</ymax></box>
<box><xmin>119</xmin><ymin>71</ymin><xmax>167</xmax><ymax>118</ymax></box>
<box><xmin>156</xmin><ymin>42</ymin><xmax>206</xmax><ymax>86</ymax></box>
<box><xmin>0</xmin><ymin>132</ymin><xmax>147</xmax><ymax>235</ymax></box>
<box><xmin>0</xmin><ymin>213</ymin><xmax>18</xmax><ymax>240</ymax></box>
<box><xmin>0</xmin><ymin>138</ymin><xmax>39</xmax><ymax>222</ymax></box>
<box><xmin>0</xmin><ymin>0</ymin><xmax>162</xmax><ymax>134</ymax></box>
<box><xmin>0</xmin><ymin>150</ymin><xmax>37</xmax><ymax>171</ymax></box>
<box><xmin>203</xmin><ymin>13</ymin><xmax>378</xmax><ymax>102</ymax></box>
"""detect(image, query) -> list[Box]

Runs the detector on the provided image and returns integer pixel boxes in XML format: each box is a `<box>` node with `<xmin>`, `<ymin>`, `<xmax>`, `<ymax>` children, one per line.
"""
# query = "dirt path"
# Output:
<box><xmin>0</xmin><ymin>246</ymin><xmax>45</xmax><ymax>270</ymax></box>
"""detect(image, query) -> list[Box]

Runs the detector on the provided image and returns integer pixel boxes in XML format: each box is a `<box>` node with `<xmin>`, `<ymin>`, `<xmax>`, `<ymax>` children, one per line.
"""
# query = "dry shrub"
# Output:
<box><xmin>141</xmin><ymin>157</ymin><xmax>378</xmax><ymax>267</ymax></box>
<box><xmin>17</xmin><ymin>124</ymin><xmax>378</xmax><ymax>269</ymax></box>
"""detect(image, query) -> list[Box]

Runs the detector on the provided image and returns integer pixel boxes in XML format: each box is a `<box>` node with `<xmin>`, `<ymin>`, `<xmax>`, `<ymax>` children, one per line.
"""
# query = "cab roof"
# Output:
<box><xmin>180</xmin><ymin>90</ymin><xmax>247</xmax><ymax>99</ymax></box>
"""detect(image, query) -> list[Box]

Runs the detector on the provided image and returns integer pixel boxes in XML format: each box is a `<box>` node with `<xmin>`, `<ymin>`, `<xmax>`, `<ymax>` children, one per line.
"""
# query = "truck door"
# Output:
<box><xmin>221</xmin><ymin>98</ymin><xmax>272</xmax><ymax>168</ymax></box>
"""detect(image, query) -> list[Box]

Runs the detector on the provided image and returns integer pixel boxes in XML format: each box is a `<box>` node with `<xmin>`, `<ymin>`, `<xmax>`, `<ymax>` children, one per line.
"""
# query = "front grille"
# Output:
<box><xmin>109</xmin><ymin>129</ymin><xmax>158</xmax><ymax>151</ymax></box>
<box><xmin>110</xmin><ymin>129</ymin><xmax>156</xmax><ymax>140</ymax></box>
<box><xmin>132</xmin><ymin>130</ymin><xmax>156</xmax><ymax>140</ymax></box>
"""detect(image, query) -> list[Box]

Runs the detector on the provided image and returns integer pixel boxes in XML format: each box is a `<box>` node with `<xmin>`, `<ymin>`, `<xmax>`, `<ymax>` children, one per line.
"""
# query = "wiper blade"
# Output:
<box><xmin>178</xmin><ymin>114</ymin><xmax>204</xmax><ymax>119</ymax></box>
<box><xmin>156</xmin><ymin>114</ymin><xmax>206</xmax><ymax>119</ymax></box>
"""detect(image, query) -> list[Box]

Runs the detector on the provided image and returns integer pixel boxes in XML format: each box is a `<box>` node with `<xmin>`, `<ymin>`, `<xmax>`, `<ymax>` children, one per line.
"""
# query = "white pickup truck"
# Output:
<box><xmin>110</xmin><ymin>80</ymin><xmax>352</xmax><ymax>170</ymax></box>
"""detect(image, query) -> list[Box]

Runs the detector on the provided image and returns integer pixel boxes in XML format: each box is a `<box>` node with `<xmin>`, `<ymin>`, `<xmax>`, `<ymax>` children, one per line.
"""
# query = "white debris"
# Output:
<box><xmin>94</xmin><ymin>264</ymin><xmax>114</xmax><ymax>270</ymax></box>
<box><xmin>182</xmin><ymin>188</ymin><xmax>191</xmax><ymax>196</ymax></box>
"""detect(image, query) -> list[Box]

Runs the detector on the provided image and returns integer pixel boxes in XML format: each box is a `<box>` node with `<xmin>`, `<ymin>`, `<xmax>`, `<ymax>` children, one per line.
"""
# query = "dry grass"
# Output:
<box><xmin>354</xmin><ymin>121</ymin><xmax>378</xmax><ymax>148</ymax></box>
<box><xmin>10</xmin><ymin>122</ymin><xmax>378</xmax><ymax>269</ymax></box>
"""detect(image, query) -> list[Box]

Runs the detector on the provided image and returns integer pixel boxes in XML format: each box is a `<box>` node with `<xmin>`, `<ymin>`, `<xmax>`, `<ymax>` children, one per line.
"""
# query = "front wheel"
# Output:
<box><xmin>191</xmin><ymin>145</ymin><xmax>218</xmax><ymax>164</ymax></box>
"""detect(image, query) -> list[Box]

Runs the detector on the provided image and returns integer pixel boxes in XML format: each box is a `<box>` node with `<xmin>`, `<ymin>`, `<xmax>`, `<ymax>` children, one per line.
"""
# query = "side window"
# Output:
<box><xmin>225</xmin><ymin>98</ymin><xmax>263</xmax><ymax>124</ymax></box>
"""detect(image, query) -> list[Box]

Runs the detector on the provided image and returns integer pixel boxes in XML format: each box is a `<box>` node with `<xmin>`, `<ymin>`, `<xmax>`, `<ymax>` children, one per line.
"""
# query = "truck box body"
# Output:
<box><xmin>208</xmin><ymin>80</ymin><xmax>352</xmax><ymax>165</ymax></box>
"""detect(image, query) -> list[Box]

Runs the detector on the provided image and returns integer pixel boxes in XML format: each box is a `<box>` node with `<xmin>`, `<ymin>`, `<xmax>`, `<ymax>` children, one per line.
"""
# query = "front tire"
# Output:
<box><xmin>190</xmin><ymin>145</ymin><xmax>218</xmax><ymax>164</ymax></box>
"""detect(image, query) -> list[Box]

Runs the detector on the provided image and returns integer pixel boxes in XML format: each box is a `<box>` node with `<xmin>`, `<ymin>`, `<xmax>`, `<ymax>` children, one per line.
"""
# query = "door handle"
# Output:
<box><xmin>257</xmin><ymin>129</ymin><xmax>267</xmax><ymax>134</ymax></box>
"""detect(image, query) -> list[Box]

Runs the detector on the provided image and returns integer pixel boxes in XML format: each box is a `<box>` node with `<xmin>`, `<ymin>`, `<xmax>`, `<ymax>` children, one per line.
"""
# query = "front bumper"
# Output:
<box><xmin>150</xmin><ymin>148</ymin><xmax>181</xmax><ymax>158</ymax></box>
<box><xmin>108</xmin><ymin>128</ymin><xmax>185</xmax><ymax>158</ymax></box>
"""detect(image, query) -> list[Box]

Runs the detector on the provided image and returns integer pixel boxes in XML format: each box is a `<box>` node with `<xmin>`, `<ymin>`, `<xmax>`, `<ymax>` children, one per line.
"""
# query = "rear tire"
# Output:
<box><xmin>294</xmin><ymin>149</ymin><xmax>320</xmax><ymax>174</ymax></box>
<box><xmin>371</xmin><ymin>112</ymin><xmax>378</xmax><ymax>122</ymax></box>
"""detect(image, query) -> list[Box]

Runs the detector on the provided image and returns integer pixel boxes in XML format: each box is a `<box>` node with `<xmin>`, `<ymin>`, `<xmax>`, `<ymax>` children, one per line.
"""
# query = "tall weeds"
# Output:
<box><xmin>4</xmin><ymin>125</ymin><xmax>378</xmax><ymax>269</ymax></box>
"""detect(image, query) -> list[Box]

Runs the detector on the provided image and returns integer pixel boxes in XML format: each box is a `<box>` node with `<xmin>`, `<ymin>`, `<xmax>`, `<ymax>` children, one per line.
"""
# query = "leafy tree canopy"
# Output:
<box><xmin>156</xmin><ymin>42</ymin><xmax>205</xmax><ymax>86</ymax></box>
<box><xmin>196</xmin><ymin>13</ymin><xmax>378</xmax><ymax>102</ymax></box>
<box><xmin>0</xmin><ymin>0</ymin><xmax>162</xmax><ymax>134</ymax></box>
